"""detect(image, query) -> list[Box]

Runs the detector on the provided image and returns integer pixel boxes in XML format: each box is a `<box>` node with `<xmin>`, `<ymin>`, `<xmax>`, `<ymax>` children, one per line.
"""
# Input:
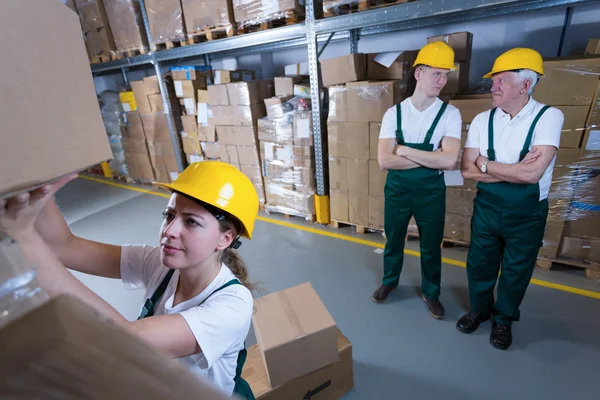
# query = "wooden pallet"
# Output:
<box><xmin>237</xmin><ymin>11</ymin><xmax>303</xmax><ymax>35</ymax></box>
<box><xmin>89</xmin><ymin>54</ymin><xmax>112</xmax><ymax>64</ymax></box>
<box><xmin>536</xmin><ymin>257</ymin><xmax>600</xmax><ymax>281</ymax></box>
<box><xmin>151</xmin><ymin>38</ymin><xmax>187</xmax><ymax>52</ymax></box>
<box><xmin>330</xmin><ymin>220</ymin><xmax>383</xmax><ymax>234</ymax></box>
<box><xmin>187</xmin><ymin>24</ymin><xmax>236</xmax><ymax>44</ymax></box>
<box><xmin>112</xmin><ymin>47</ymin><xmax>147</xmax><ymax>60</ymax></box>
<box><xmin>264</xmin><ymin>205</ymin><xmax>316</xmax><ymax>222</ymax></box>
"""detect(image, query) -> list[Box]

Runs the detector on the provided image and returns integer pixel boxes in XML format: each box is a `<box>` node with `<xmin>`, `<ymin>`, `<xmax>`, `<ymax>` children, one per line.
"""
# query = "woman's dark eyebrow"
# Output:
<box><xmin>182</xmin><ymin>211</ymin><xmax>206</xmax><ymax>220</ymax></box>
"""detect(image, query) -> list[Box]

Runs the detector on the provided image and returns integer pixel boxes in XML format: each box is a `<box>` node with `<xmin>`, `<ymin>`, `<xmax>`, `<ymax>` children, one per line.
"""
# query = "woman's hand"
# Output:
<box><xmin>0</xmin><ymin>174</ymin><xmax>77</xmax><ymax>241</ymax></box>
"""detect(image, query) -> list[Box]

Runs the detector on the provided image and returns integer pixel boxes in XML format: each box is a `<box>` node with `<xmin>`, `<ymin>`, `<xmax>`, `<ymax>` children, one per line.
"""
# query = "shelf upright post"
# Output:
<box><xmin>349</xmin><ymin>29</ymin><xmax>358</xmax><ymax>54</ymax></box>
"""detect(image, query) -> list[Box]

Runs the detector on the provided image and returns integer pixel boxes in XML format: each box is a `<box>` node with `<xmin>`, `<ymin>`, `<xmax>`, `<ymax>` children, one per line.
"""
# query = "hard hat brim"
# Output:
<box><xmin>413</xmin><ymin>61</ymin><xmax>457</xmax><ymax>71</ymax></box>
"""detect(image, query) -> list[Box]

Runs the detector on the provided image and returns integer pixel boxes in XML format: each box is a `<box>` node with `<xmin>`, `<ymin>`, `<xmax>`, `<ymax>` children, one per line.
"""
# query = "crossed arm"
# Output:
<box><xmin>378</xmin><ymin>136</ymin><xmax>461</xmax><ymax>171</ymax></box>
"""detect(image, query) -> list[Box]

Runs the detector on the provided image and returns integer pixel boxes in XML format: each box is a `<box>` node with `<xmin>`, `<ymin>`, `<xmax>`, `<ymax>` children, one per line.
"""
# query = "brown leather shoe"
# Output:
<box><xmin>372</xmin><ymin>284</ymin><xmax>397</xmax><ymax>303</ymax></box>
<box><xmin>421</xmin><ymin>295</ymin><xmax>445</xmax><ymax>320</ymax></box>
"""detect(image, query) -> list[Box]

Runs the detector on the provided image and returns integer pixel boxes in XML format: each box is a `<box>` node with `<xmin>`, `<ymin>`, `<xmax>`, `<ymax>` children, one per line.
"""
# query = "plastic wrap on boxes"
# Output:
<box><xmin>75</xmin><ymin>0</ymin><xmax>110</xmax><ymax>32</ymax></box>
<box><xmin>233</xmin><ymin>0</ymin><xmax>305</xmax><ymax>31</ymax></box>
<box><xmin>145</xmin><ymin>0</ymin><xmax>185</xmax><ymax>45</ymax></box>
<box><xmin>104</xmin><ymin>0</ymin><xmax>148</xmax><ymax>52</ymax></box>
<box><xmin>181</xmin><ymin>0</ymin><xmax>234</xmax><ymax>36</ymax></box>
<box><xmin>258</xmin><ymin>114</ymin><xmax>294</xmax><ymax>144</ymax></box>
<box><xmin>323</xmin><ymin>0</ymin><xmax>410</xmax><ymax>17</ymax></box>
<box><xmin>346</xmin><ymin>81</ymin><xmax>407</xmax><ymax>122</ymax></box>
<box><xmin>99</xmin><ymin>91</ymin><xmax>129</xmax><ymax>176</ymax></box>
<box><xmin>265</xmin><ymin>179</ymin><xmax>315</xmax><ymax>218</ymax></box>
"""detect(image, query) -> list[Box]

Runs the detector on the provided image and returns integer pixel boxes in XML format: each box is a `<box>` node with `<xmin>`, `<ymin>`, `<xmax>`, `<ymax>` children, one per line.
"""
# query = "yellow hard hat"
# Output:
<box><xmin>413</xmin><ymin>42</ymin><xmax>457</xmax><ymax>70</ymax></box>
<box><xmin>483</xmin><ymin>48</ymin><xmax>544</xmax><ymax>78</ymax></box>
<box><xmin>154</xmin><ymin>161</ymin><xmax>259</xmax><ymax>239</ymax></box>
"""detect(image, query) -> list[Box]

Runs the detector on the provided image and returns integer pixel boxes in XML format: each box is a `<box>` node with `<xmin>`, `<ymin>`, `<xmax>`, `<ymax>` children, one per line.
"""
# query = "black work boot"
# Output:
<box><xmin>421</xmin><ymin>295</ymin><xmax>445</xmax><ymax>319</ymax></box>
<box><xmin>371</xmin><ymin>284</ymin><xmax>397</xmax><ymax>303</ymax></box>
<box><xmin>490</xmin><ymin>320</ymin><xmax>513</xmax><ymax>350</ymax></box>
<box><xmin>456</xmin><ymin>311</ymin><xmax>491</xmax><ymax>334</ymax></box>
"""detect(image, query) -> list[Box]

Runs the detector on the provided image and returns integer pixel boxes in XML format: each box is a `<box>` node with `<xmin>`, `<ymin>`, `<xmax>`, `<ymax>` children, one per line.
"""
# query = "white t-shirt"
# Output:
<box><xmin>464</xmin><ymin>97</ymin><xmax>564</xmax><ymax>201</ymax></box>
<box><xmin>379</xmin><ymin>97</ymin><xmax>462</xmax><ymax>152</ymax></box>
<box><xmin>121</xmin><ymin>245</ymin><xmax>253</xmax><ymax>397</ymax></box>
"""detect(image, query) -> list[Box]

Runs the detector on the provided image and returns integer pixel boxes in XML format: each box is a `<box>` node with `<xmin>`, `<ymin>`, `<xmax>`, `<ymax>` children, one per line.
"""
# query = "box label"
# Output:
<box><xmin>297</xmin><ymin>118</ymin><xmax>311</xmax><ymax>138</ymax></box>
<box><xmin>175</xmin><ymin>81</ymin><xmax>184</xmax><ymax>97</ymax></box>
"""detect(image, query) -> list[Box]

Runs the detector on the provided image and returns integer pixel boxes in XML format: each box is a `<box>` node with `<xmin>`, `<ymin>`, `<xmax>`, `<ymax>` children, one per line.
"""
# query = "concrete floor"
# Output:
<box><xmin>58</xmin><ymin>177</ymin><xmax>600</xmax><ymax>400</ymax></box>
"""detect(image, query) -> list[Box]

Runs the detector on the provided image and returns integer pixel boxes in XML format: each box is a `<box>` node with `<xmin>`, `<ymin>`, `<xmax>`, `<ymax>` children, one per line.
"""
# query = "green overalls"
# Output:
<box><xmin>466</xmin><ymin>106</ymin><xmax>550</xmax><ymax>326</ymax></box>
<box><xmin>382</xmin><ymin>102</ymin><xmax>448</xmax><ymax>300</ymax></box>
<box><xmin>138</xmin><ymin>270</ymin><xmax>255</xmax><ymax>399</ymax></box>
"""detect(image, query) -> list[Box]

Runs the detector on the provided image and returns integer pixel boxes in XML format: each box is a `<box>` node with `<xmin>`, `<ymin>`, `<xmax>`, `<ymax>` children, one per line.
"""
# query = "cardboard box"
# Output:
<box><xmin>171</xmin><ymin>65</ymin><xmax>213</xmax><ymax>82</ymax></box>
<box><xmin>75</xmin><ymin>0</ymin><xmax>111</xmax><ymax>32</ymax></box>
<box><xmin>0</xmin><ymin>295</ymin><xmax>231</xmax><ymax>400</ymax></box>
<box><xmin>369</xmin><ymin>195</ymin><xmax>385</xmax><ymax>229</ymax></box>
<box><xmin>285</xmin><ymin>62</ymin><xmax>309</xmax><ymax>76</ymax></box>
<box><xmin>174</xmin><ymin>79</ymin><xmax>205</xmax><ymax>99</ymax></box>
<box><xmin>226</xmin><ymin>145</ymin><xmax>239</xmax><ymax>164</ymax></box>
<box><xmin>535</xmin><ymin>57</ymin><xmax>600</xmax><ymax>106</ymax></box>
<box><xmin>148</xmin><ymin>140</ymin><xmax>179</xmax><ymax>182</ymax></box>
<box><xmin>243</xmin><ymin>329</ymin><xmax>354</xmax><ymax>400</ymax></box>
<box><xmin>538</xmin><ymin>220</ymin><xmax>567</xmax><ymax>259</ymax></box>
<box><xmin>293</xmin><ymin>111</ymin><xmax>313</xmax><ymax>146</ymax></box>
<box><xmin>84</xmin><ymin>26</ymin><xmax>115</xmax><ymax>57</ymax></box>
<box><xmin>237</xmin><ymin>145</ymin><xmax>260</xmax><ymax>165</ymax></box>
<box><xmin>125</xmin><ymin>150</ymin><xmax>155</xmax><ymax>181</ymax></box>
<box><xmin>208</xmin><ymin>106</ymin><xmax>234</xmax><ymax>126</ymax></box>
<box><xmin>0</xmin><ymin>0</ymin><xmax>114</xmax><ymax>196</ymax></box>
<box><xmin>585</xmin><ymin>39</ymin><xmax>600</xmax><ymax>55</ymax></box>
<box><xmin>214</xmin><ymin>69</ymin><xmax>255</xmax><ymax>85</ymax></box>
<box><xmin>369</xmin><ymin>161</ymin><xmax>387</xmax><ymax>195</ymax></box>
<box><xmin>330</xmin><ymin>189</ymin><xmax>349</xmax><ymax>221</ymax></box>
<box><xmin>264</xmin><ymin>96</ymin><xmax>294</xmax><ymax>118</ymax></box>
<box><xmin>366</xmin><ymin>51</ymin><xmax>419</xmax><ymax>80</ymax></box>
<box><xmin>141</xmin><ymin>112</ymin><xmax>171</xmax><ymax>141</ymax></box>
<box><xmin>257</xmin><ymin>79</ymin><xmax>275</xmax><ymax>101</ymax></box>
<box><xmin>563</xmin><ymin>173</ymin><xmax>600</xmax><ymax>239</ymax></box>
<box><xmin>201</xmin><ymin>141</ymin><xmax>221</xmax><ymax>159</ymax></box>
<box><xmin>148</xmin><ymin>94</ymin><xmax>164</xmax><ymax>112</ymax></box>
<box><xmin>349</xmin><ymin>193</ymin><xmax>369</xmax><ymax>225</ymax></box>
<box><xmin>329</xmin><ymin>157</ymin><xmax>348</xmax><ymax>192</ymax></box>
<box><xmin>181</xmin><ymin>0</ymin><xmax>234</xmax><ymax>34</ymax></box>
<box><xmin>347</xmin><ymin>159</ymin><xmax>369</xmax><ymax>196</ymax></box>
<box><xmin>126</xmin><ymin>111</ymin><xmax>145</xmax><ymax>138</ymax></box>
<box><xmin>183</xmin><ymin>98</ymin><xmax>197</xmax><ymax>115</ymax></box>
<box><xmin>208</xmin><ymin>84</ymin><xmax>230</xmax><ymax>106</ymax></box>
<box><xmin>327</xmin><ymin>122</ymin><xmax>370</xmax><ymax>160</ymax></box>
<box><xmin>241</xmin><ymin>164</ymin><xmax>262</xmax><ymax>183</ymax></box>
<box><xmin>275</xmin><ymin>76</ymin><xmax>304</xmax><ymax>96</ymax></box>
<box><xmin>122</xmin><ymin>137</ymin><xmax>148</xmax><ymax>154</ymax></box>
<box><xmin>449</xmin><ymin>97</ymin><xmax>491</xmax><ymax>123</ymax></box>
<box><xmin>346</xmin><ymin>81</ymin><xmax>404</xmax><ymax>122</ymax></box>
<box><xmin>120</xmin><ymin>90</ymin><xmax>137</xmax><ymax>112</ymax></box>
<box><xmin>232</xmin><ymin>104</ymin><xmax>267</xmax><ymax>126</ymax></box>
<box><xmin>181</xmin><ymin>115</ymin><xmax>198</xmax><ymax>135</ymax></box>
<box><xmin>197</xmin><ymin>89</ymin><xmax>210</xmax><ymax>104</ymax></box>
<box><xmin>328</xmin><ymin>86</ymin><xmax>347</xmax><ymax>122</ymax></box>
<box><xmin>441</xmin><ymin>61</ymin><xmax>470</xmax><ymax>95</ymax></box>
<box><xmin>444</xmin><ymin>213</ymin><xmax>471</xmax><ymax>242</ymax></box>
<box><xmin>369</xmin><ymin>122</ymin><xmax>380</xmax><ymax>160</ymax></box>
<box><xmin>181</xmin><ymin>137</ymin><xmax>201</xmax><ymax>154</ymax></box>
<box><xmin>558</xmin><ymin>236</ymin><xmax>600</xmax><ymax>264</ymax></box>
<box><xmin>321</xmin><ymin>54</ymin><xmax>367</xmax><ymax>87</ymax></box>
<box><xmin>234</xmin><ymin>126</ymin><xmax>258</xmax><ymax>147</ymax></box>
<box><xmin>427</xmin><ymin>32</ymin><xmax>473</xmax><ymax>62</ymax></box>
<box><xmin>216</xmin><ymin>126</ymin><xmax>236</xmax><ymax>145</ymax></box>
<box><xmin>104</xmin><ymin>0</ymin><xmax>147</xmax><ymax>52</ymax></box>
<box><xmin>258</xmin><ymin>115</ymin><xmax>294</xmax><ymax>145</ymax></box>
<box><xmin>252</xmin><ymin>282</ymin><xmax>338</xmax><ymax>388</ymax></box>
<box><xmin>554</xmin><ymin>105</ymin><xmax>588</xmax><ymax>148</ymax></box>
<box><xmin>198</xmin><ymin>125</ymin><xmax>217</xmax><ymax>142</ymax></box>
<box><xmin>233</xmin><ymin>0</ymin><xmax>305</xmax><ymax>26</ymax></box>
<box><xmin>586</xmin><ymin>80</ymin><xmax>600</xmax><ymax>129</ymax></box>
<box><xmin>227</xmin><ymin>82</ymin><xmax>261</xmax><ymax>106</ymax></box>
<box><xmin>446</xmin><ymin>188</ymin><xmax>477</xmax><ymax>217</ymax></box>
<box><xmin>145</xmin><ymin>0</ymin><xmax>185</xmax><ymax>45</ymax></box>
<box><xmin>131</xmin><ymin>80</ymin><xmax>152</xmax><ymax>113</ymax></box>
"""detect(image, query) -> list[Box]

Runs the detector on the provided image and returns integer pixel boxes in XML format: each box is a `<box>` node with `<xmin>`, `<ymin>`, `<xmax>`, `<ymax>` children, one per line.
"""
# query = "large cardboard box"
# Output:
<box><xmin>237</xmin><ymin>145</ymin><xmax>260</xmax><ymax>165</ymax></box>
<box><xmin>227</xmin><ymin>82</ymin><xmax>261</xmax><ymax>106</ymax></box>
<box><xmin>275</xmin><ymin>76</ymin><xmax>304</xmax><ymax>96</ymax></box>
<box><xmin>349</xmin><ymin>193</ymin><xmax>369</xmax><ymax>226</ymax></box>
<box><xmin>234</xmin><ymin>126</ymin><xmax>259</xmax><ymax>147</ymax></box>
<box><xmin>293</xmin><ymin>111</ymin><xmax>313</xmax><ymax>146</ymax></box>
<box><xmin>122</xmin><ymin>137</ymin><xmax>148</xmax><ymax>154</ymax></box>
<box><xmin>171</xmin><ymin>65</ymin><xmax>213</xmax><ymax>82</ymax></box>
<box><xmin>1</xmin><ymin>0</ymin><xmax>112</xmax><ymax>196</ymax></box>
<box><xmin>141</xmin><ymin>112</ymin><xmax>171</xmax><ymax>141</ymax></box>
<box><xmin>252</xmin><ymin>282</ymin><xmax>339</xmax><ymax>388</ymax></box>
<box><xmin>243</xmin><ymin>329</ymin><xmax>354</xmax><ymax>400</ymax></box>
<box><xmin>208</xmin><ymin>84</ymin><xmax>230</xmax><ymax>106</ymax></box>
<box><xmin>104</xmin><ymin>0</ymin><xmax>147</xmax><ymax>52</ymax></box>
<box><xmin>182</xmin><ymin>137</ymin><xmax>201</xmax><ymax>154</ymax></box>
<box><xmin>555</xmin><ymin>105</ymin><xmax>589</xmax><ymax>148</ymax></box>
<box><xmin>534</xmin><ymin>57</ymin><xmax>600</xmax><ymax>106</ymax></box>
<box><xmin>327</xmin><ymin>122</ymin><xmax>370</xmax><ymax>160</ymax></box>
<box><xmin>444</xmin><ymin>213</ymin><xmax>471</xmax><ymax>242</ymax></box>
<box><xmin>241</xmin><ymin>164</ymin><xmax>263</xmax><ymax>183</ymax></box>
<box><xmin>148</xmin><ymin>94</ymin><xmax>164</xmax><ymax>112</ymax></box>
<box><xmin>563</xmin><ymin>173</ymin><xmax>600</xmax><ymax>239</ymax></box>
<box><xmin>321</xmin><ymin>54</ymin><xmax>367</xmax><ymax>87</ymax></box>
<box><xmin>208</xmin><ymin>106</ymin><xmax>235</xmax><ymax>126</ymax></box>
<box><xmin>232</xmin><ymin>104</ymin><xmax>267</xmax><ymax>126</ymax></box>
<box><xmin>538</xmin><ymin>220</ymin><xmax>567</xmax><ymax>259</ymax></box>
<box><xmin>181</xmin><ymin>114</ymin><xmax>199</xmax><ymax>135</ymax></box>
<box><xmin>125</xmin><ymin>150</ymin><xmax>156</xmax><ymax>181</ymax></box>
<box><xmin>216</xmin><ymin>126</ymin><xmax>236</xmax><ymax>145</ymax></box>
<box><xmin>126</xmin><ymin>111</ymin><xmax>146</xmax><ymax>138</ymax></box>
<box><xmin>145</xmin><ymin>0</ymin><xmax>185</xmax><ymax>45</ymax></box>
<box><xmin>175</xmin><ymin>79</ymin><xmax>205</xmax><ymax>99</ymax></box>
<box><xmin>0</xmin><ymin>295</ymin><xmax>230</xmax><ymax>399</ymax></box>
<box><xmin>369</xmin><ymin>195</ymin><xmax>385</xmax><ymax>229</ymax></box>
<box><xmin>369</xmin><ymin>122</ymin><xmax>380</xmax><ymax>160</ymax></box>
<box><xmin>366</xmin><ymin>51</ymin><xmax>419</xmax><ymax>81</ymax></box>
<box><xmin>75</xmin><ymin>0</ymin><xmax>111</xmax><ymax>32</ymax></box>
<box><xmin>148</xmin><ymin>140</ymin><xmax>179</xmax><ymax>182</ymax></box>
<box><xmin>329</xmin><ymin>157</ymin><xmax>348</xmax><ymax>192</ymax></box>
<box><xmin>233</xmin><ymin>0</ymin><xmax>304</xmax><ymax>29</ymax></box>
<box><xmin>214</xmin><ymin>69</ymin><xmax>255</xmax><ymax>85</ymax></box>
<box><xmin>328</xmin><ymin>86</ymin><xmax>347</xmax><ymax>122</ymax></box>
<box><xmin>131</xmin><ymin>80</ymin><xmax>152</xmax><ymax>113</ymax></box>
<box><xmin>441</xmin><ymin>61</ymin><xmax>470</xmax><ymax>95</ymax></box>
<box><xmin>346</xmin><ymin>81</ymin><xmax>404</xmax><ymax>122</ymax></box>
<box><xmin>348</xmin><ymin>159</ymin><xmax>369</xmax><ymax>195</ymax></box>
<box><xmin>258</xmin><ymin>116</ymin><xmax>294</xmax><ymax>145</ymax></box>
<box><xmin>446</xmin><ymin>188</ymin><xmax>476</xmax><ymax>217</ymax></box>
<box><xmin>558</xmin><ymin>236</ymin><xmax>600</xmax><ymax>264</ymax></box>
<box><xmin>84</xmin><ymin>26</ymin><xmax>115</xmax><ymax>57</ymax></box>
<box><xmin>181</xmin><ymin>0</ymin><xmax>234</xmax><ymax>34</ymax></box>
<box><xmin>330</xmin><ymin>189</ymin><xmax>349</xmax><ymax>221</ymax></box>
<box><xmin>449</xmin><ymin>97</ymin><xmax>491</xmax><ymax>123</ymax></box>
<box><xmin>369</xmin><ymin>160</ymin><xmax>387</xmax><ymax>195</ymax></box>
<box><xmin>427</xmin><ymin>32</ymin><xmax>473</xmax><ymax>62</ymax></box>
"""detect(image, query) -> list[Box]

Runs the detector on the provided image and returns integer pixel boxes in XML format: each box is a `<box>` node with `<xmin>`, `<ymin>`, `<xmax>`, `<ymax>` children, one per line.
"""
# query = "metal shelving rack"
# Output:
<box><xmin>91</xmin><ymin>0</ymin><xmax>599</xmax><ymax>222</ymax></box>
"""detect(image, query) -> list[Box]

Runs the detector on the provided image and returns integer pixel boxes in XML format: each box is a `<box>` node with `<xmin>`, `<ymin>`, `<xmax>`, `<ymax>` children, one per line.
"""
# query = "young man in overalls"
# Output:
<box><xmin>372</xmin><ymin>42</ymin><xmax>463</xmax><ymax>320</ymax></box>
<box><xmin>458</xmin><ymin>48</ymin><xmax>564</xmax><ymax>350</ymax></box>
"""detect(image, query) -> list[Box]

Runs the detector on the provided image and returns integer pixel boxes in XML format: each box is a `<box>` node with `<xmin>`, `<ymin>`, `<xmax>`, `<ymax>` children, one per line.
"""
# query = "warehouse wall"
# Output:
<box><xmin>93</xmin><ymin>4</ymin><xmax>600</xmax><ymax>94</ymax></box>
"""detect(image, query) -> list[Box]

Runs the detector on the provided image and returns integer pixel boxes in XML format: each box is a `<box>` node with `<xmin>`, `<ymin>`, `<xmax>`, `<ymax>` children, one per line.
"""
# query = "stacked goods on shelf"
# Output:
<box><xmin>121</xmin><ymin>109</ymin><xmax>155</xmax><ymax>182</ymax></box>
<box><xmin>427</xmin><ymin>32</ymin><xmax>472</xmax><ymax>97</ymax></box>
<box><xmin>1</xmin><ymin>0</ymin><xmax>112</xmax><ymax>196</ymax></box>
<box><xmin>242</xmin><ymin>283</ymin><xmax>354</xmax><ymax>399</ymax></box>
<box><xmin>233</xmin><ymin>0</ymin><xmax>317</xmax><ymax>34</ymax></box>
<box><xmin>73</xmin><ymin>0</ymin><xmax>116</xmax><ymax>62</ymax></box>
<box><xmin>198</xmin><ymin>78</ymin><xmax>273</xmax><ymax>204</ymax></box>
<box><xmin>259</xmin><ymin>85</ymin><xmax>316</xmax><ymax>220</ymax></box>
<box><xmin>181</xmin><ymin>0</ymin><xmax>236</xmax><ymax>43</ymax></box>
<box><xmin>145</xmin><ymin>0</ymin><xmax>186</xmax><ymax>50</ymax></box>
<box><xmin>323</xmin><ymin>53</ymin><xmax>410</xmax><ymax>229</ymax></box>
<box><xmin>99</xmin><ymin>91</ymin><xmax>129</xmax><ymax>178</ymax></box>
<box><xmin>129</xmin><ymin>76</ymin><xmax>181</xmax><ymax>182</ymax></box>
<box><xmin>323</xmin><ymin>0</ymin><xmax>413</xmax><ymax>18</ymax></box>
<box><xmin>103</xmin><ymin>0</ymin><xmax>148</xmax><ymax>56</ymax></box>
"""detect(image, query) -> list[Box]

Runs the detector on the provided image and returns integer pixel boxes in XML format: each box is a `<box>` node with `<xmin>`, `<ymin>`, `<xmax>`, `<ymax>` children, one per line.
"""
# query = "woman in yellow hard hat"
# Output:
<box><xmin>0</xmin><ymin>161</ymin><xmax>259</xmax><ymax>398</ymax></box>
<box><xmin>372</xmin><ymin>42</ymin><xmax>463</xmax><ymax>319</ymax></box>
<box><xmin>458</xmin><ymin>48</ymin><xmax>564</xmax><ymax>350</ymax></box>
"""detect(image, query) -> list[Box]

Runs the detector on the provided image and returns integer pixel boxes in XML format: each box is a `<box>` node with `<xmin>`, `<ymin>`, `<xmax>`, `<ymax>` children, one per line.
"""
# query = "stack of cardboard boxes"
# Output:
<box><xmin>103</xmin><ymin>0</ymin><xmax>148</xmax><ymax>54</ymax></box>
<box><xmin>242</xmin><ymin>283</ymin><xmax>354</xmax><ymax>399</ymax></box>
<box><xmin>73</xmin><ymin>0</ymin><xmax>116</xmax><ymax>60</ymax></box>
<box><xmin>258</xmin><ymin>77</ymin><xmax>316</xmax><ymax>218</ymax></box>
<box><xmin>124</xmin><ymin>76</ymin><xmax>180</xmax><ymax>182</ymax></box>
<box><xmin>181</xmin><ymin>0</ymin><xmax>236</xmax><ymax>40</ymax></box>
<box><xmin>144</xmin><ymin>0</ymin><xmax>186</xmax><ymax>49</ymax></box>
<box><xmin>233</xmin><ymin>0</ymin><xmax>308</xmax><ymax>33</ymax></box>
